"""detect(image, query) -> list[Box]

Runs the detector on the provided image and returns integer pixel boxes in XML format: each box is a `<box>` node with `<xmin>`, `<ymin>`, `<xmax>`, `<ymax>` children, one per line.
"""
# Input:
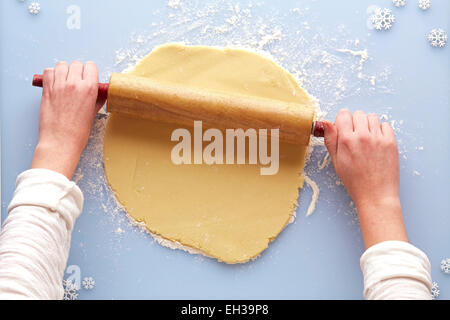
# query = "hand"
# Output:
<box><xmin>32</xmin><ymin>61</ymin><xmax>106</xmax><ymax>179</ymax></box>
<box><xmin>323</xmin><ymin>109</ymin><xmax>408</xmax><ymax>248</ymax></box>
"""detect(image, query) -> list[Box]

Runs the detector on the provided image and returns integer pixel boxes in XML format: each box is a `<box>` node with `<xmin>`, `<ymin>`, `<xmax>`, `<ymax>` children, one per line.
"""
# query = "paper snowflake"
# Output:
<box><xmin>428</xmin><ymin>28</ymin><xmax>448</xmax><ymax>48</ymax></box>
<box><xmin>392</xmin><ymin>0</ymin><xmax>407</xmax><ymax>7</ymax></box>
<box><xmin>28</xmin><ymin>2</ymin><xmax>40</xmax><ymax>15</ymax></box>
<box><xmin>62</xmin><ymin>279</ymin><xmax>79</xmax><ymax>300</ymax></box>
<box><xmin>431</xmin><ymin>282</ymin><xmax>440</xmax><ymax>299</ymax></box>
<box><xmin>371</xmin><ymin>8</ymin><xmax>396</xmax><ymax>31</ymax></box>
<box><xmin>418</xmin><ymin>0</ymin><xmax>431</xmax><ymax>10</ymax></box>
<box><xmin>441</xmin><ymin>258</ymin><xmax>450</xmax><ymax>274</ymax></box>
<box><xmin>82</xmin><ymin>277</ymin><xmax>96</xmax><ymax>290</ymax></box>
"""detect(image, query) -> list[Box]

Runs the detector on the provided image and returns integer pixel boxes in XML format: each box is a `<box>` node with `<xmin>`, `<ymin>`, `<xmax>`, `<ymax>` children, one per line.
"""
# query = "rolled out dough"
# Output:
<box><xmin>104</xmin><ymin>44</ymin><xmax>315</xmax><ymax>264</ymax></box>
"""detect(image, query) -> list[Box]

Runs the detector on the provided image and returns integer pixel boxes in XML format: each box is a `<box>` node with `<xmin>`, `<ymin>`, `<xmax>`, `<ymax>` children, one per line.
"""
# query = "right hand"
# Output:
<box><xmin>323</xmin><ymin>109</ymin><xmax>400</xmax><ymax>209</ymax></box>
<box><xmin>323</xmin><ymin>109</ymin><xmax>407</xmax><ymax>248</ymax></box>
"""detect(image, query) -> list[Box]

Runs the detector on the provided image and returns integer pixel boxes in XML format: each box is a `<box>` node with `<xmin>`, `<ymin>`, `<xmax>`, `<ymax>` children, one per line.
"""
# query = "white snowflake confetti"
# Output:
<box><xmin>82</xmin><ymin>277</ymin><xmax>96</xmax><ymax>290</ymax></box>
<box><xmin>392</xmin><ymin>0</ymin><xmax>407</xmax><ymax>7</ymax></box>
<box><xmin>28</xmin><ymin>2</ymin><xmax>40</xmax><ymax>15</ymax></box>
<box><xmin>371</xmin><ymin>8</ymin><xmax>396</xmax><ymax>31</ymax></box>
<box><xmin>62</xmin><ymin>279</ymin><xmax>79</xmax><ymax>300</ymax></box>
<box><xmin>431</xmin><ymin>281</ymin><xmax>440</xmax><ymax>299</ymax></box>
<box><xmin>441</xmin><ymin>258</ymin><xmax>450</xmax><ymax>274</ymax></box>
<box><xmin>428</xmin><ymin>28</ymin><xmax>448</xmax><ymax>48</ymax></box>
<box><xmin>418</xmin><ymin>0</ymin><xmax>431</xmax><ymax>10</ymax></box>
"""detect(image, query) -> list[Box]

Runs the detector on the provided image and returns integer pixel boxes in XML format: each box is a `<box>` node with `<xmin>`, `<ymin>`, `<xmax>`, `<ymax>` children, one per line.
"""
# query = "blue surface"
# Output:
<box><xmin>1</xmin><ymin>0</ymin><xmax>449</xmax><ymax>299</ymax></box>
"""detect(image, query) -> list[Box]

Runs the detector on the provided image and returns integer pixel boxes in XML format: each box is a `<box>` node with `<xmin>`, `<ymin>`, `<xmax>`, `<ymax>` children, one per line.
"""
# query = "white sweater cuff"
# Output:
<box><xmin>7</xmin><ymin>168</ymin><xmax>84</xmax><ymax>229</ymax></box>
<box><xmin>360</xmin><ymin>240</ymin><xmax>432</xmax><ymax>300</ymax></box>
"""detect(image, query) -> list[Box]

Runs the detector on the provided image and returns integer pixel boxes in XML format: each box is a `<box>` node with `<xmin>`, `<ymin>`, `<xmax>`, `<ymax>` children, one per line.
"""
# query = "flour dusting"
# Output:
<box><xmin>304</xmin><ymin>175</ymin><xmax>320</xmax><ymax>217</ymax></box>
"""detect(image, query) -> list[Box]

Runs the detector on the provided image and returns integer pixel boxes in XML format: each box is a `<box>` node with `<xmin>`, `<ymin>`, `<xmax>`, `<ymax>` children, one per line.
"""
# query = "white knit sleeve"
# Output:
<box><xmin>0</xmin><ymin>169</ymin><xmax>83</xmax><ymax>300</ymax></box>
<box><xmin>360</xmin><ymin>240</ymin><xmax>432</xmax><ymax>300</ymax></box>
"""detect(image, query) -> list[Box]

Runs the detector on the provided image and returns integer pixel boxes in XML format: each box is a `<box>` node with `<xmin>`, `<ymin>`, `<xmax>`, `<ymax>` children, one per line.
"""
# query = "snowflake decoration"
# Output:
<box><xmin>371</xmin><ymin>8</ymin><xmax>396</xmax><ymax>31</ymax></box>
<box><xmin>62</xmin><ymin>279</ymin><xmax>79</xmax><ymax>300</ymax></box>
<box><xmin>428</xmin><ymin>28</ymin><xmax>448</xmax><ymax>48</ymax></box>
<box><xmin>392</xmin><ymin>0</ymin><xmax>407</xmax><ymax>7</ymax></box>
<box><xmin>28</xmin><ymin>2</ymin><xmax>40</xmax><ymax>15</ymax></box>
<box><xmin>441</xmin><ymin>258</ymin><xmax>450</xmax><ymax>274</ymax></box>
<box><xmin>431</xmin><ymin>282</ymin><xmax>440</xmax><ymax>299</ymax></box>
<box><xmin>82</xmin><ymin>277</ymin><xmax>96</xmax><ymax>290</ymax></box>
<box><xmin>418</xmin><ymin>0</ymin><xmax>431</xmax><ymax>10</ymax></box>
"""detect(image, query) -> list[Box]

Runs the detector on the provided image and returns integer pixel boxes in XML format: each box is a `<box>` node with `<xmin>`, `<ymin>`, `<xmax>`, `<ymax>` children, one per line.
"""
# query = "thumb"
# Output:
<box><xmin>323</xmin><ymin>120</ymin><xmax>337</xmax><ymax>161</ymax></box>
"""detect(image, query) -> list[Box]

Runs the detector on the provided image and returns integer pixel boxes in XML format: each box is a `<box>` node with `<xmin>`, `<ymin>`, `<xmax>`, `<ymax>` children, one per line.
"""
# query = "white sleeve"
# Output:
<box><xmin>0</xmin><ymin>169</ymin><xmax>83</xmax><ymax>300</ymax></box>
<box><xmin>360</xmin><ymin>240</ymin><xmax>432</xmax><ymax>300</ymax></box>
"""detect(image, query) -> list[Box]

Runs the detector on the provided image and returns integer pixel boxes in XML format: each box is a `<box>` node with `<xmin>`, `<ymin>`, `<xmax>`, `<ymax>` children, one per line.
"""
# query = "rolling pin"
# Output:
<box><xmin>32</xmin><ymin>73</ymin><xmax>324</xmax><ymax>145</ymax></box>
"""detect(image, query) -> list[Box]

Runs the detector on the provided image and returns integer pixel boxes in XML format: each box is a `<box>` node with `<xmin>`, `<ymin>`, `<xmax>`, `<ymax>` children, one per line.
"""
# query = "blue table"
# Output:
<box><xmin>1</xmin><ymin>0</ymin><xmax>448</xmax><ymax>299</ymax></box>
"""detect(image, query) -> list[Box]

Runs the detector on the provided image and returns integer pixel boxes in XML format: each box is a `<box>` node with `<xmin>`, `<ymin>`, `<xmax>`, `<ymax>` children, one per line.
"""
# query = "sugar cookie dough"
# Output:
<box><xmin>104</xmin><ymin>44</ymin><xmax>316</xmax><ymax>263</ymax></box>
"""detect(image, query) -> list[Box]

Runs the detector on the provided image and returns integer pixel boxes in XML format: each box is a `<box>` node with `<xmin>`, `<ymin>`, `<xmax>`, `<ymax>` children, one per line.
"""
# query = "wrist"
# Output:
<box><xmin>355</xmin><ymin>196</ymin><xmax>408</xmax><ymax>249</ymax></box>
<box><xmin>356</xmin><ymin>195</ymin><xmax>402</xmax><ymax>217</ymax></box>
<box><xmin>32</xmin><ymin>141</ymin><xmax>82</xmax><ymax>179</ymax></box>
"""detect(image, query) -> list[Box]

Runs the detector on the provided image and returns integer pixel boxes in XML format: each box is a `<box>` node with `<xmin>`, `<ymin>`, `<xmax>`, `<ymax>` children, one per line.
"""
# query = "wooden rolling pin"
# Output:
<box><xmin>32</xmin><ymin>73</ymin><xmax>324</xmax><ymax>145</ymax></box>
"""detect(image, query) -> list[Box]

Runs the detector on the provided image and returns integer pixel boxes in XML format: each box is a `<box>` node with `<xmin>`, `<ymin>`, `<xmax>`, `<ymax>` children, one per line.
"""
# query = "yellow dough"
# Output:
<box><xmin>104</xmin><ymin>44</ymin><xmax>316</xmax><ymax>264</ymax></box>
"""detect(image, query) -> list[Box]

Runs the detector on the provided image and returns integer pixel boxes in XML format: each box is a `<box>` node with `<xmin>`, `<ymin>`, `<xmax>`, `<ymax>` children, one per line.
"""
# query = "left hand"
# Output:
<box><xmin>32</xmin><ymin>61</ymin><xmax>106</xmax><ymax>179</ymax></box>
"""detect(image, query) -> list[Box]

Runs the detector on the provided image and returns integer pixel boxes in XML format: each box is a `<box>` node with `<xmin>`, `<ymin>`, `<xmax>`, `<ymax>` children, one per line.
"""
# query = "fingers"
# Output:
<box><xmin>335</xmin><ymin>109</ymin><xmax>354</xmax><ymax>134</ymax></box>
<box><xmin>353</xmin><ymin>110</ymin><xmax>369</xmax><ymax>133</ymax></box>
<box><xmin>82</xmin><ymin>62</ymin><xmax>103</xmax><ymax>112</ymax></box>
<box><xmin>381</xmin><ymin>122</ymin><xmax>395</xmax><ymax>140</ymax></box>
<box><xmin>367</xmin><ymin>113</ymin><xmax>381</xmax><ymax>135</ymax></box>
<box><xmin>54</xmin><ymin>61</ymin><xmax>69</xmax><ymax>85</ymax></box>
<box><xmin>67</xmin><ymin>61</ymin><xmax>84</xmax><ymax>83</ymax></box>
<box><xmin>338</xmin><ymin>110</ymin><xmax>382</xmax><ymax>134</ymax></box>
<box><xmin>42</xmin><ymin>68</ymin><xmax>55</xmax><ymax>96</ymax></box>
<box><xmin>83</xmin><ymin>61</ymin><xmax>99</xmax><ymax>83</ymax></box>
<box><xmin>333</xmin><ymin>109</ymin><xmax>392</xmax><ymax>138</ymax></box>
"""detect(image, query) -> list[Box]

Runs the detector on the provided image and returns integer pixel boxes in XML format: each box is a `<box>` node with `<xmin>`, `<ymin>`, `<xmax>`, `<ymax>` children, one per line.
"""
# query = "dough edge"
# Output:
<box><xmin>108</xmin><ymin>178</ymin><xmax>302</xmax><ymax>263</ymax></box>
<box><xmin>105</xmin><ymin>43</ymin><xmax>320</xmax><ymax>264</ymax></box>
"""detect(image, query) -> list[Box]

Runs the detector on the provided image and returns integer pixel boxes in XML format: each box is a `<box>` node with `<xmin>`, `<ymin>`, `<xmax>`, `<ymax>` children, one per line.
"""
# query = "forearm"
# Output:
<box><xmin>32</xmin><ymin>142</ymin><xmax>82</xmax><ymax>180</ymax></box>
<box><xmin>356</xmin><ymin>196</ymin><xmax>408</xmax><ymax>249</ymax></box>
<box><xmin>0</xmin><ymin>169</ymin><xmax>83</xmax><ymax>299</ymax></box>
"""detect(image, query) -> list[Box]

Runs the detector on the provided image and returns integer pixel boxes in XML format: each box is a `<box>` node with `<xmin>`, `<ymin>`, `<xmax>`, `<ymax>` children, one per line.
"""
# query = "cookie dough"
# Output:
<box><xmin>104</xmin><ymin>44</ymin><xmax>316</xmax><ymax>263</ymax></box>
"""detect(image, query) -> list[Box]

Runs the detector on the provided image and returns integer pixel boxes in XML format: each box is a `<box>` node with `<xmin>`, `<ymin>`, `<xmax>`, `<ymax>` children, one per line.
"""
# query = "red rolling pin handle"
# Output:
<box><xmin>32</xmin><ymin>74</ymin><xmax>109</xmax><ymax>102</ymax></box>
<box><xmin>312</xmin><ymin>121</ymin><xmax>325</xmax><ymax>138</ymax></box>
<box><xmin>32</xmin><ymin>74</ymin><xmax>324</xmax><ymax>138</ymax></box>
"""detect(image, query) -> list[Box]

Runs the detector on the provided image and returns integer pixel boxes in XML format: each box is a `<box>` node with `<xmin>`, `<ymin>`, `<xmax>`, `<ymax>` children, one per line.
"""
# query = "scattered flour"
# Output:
<box><xmin>114</xmin><ymin>227</ymin><xmax>125</xmax><ymax>235</ymax></box>
<box><xmin>336</xmin><ymin>48</ymin><xmax>369</xmax><ymax>71</ymax></box>
<box><xmin>318</xmin><ymin>153</ymin><xmax>330</xmax><ymax>171</ymax></box>
<box><xmin>168</xmin><ymin>0</ymin><xmax>181</xmax><ymax>10</ymax></box>
<box><xmin>304</xmin><ymin>175</ymin><xmax>320</xmax><ymax>217</ymax></box>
